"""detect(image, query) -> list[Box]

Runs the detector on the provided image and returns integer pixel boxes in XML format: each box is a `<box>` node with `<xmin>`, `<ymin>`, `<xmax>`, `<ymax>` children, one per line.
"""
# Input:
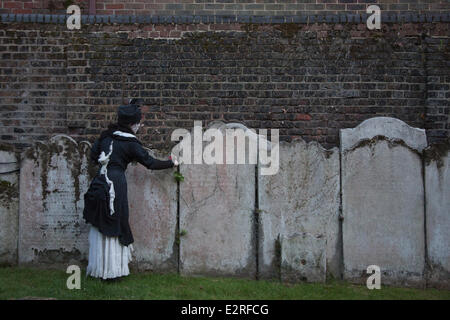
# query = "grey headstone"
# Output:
<box><xmin>126</xmin><ymin>148</ymin><xmax>178</xmax><ymax>272</ymax></box>
<box><xmin>424</xmin><ymin>141</ymin><xmax>450</xmax><ymax>289</ymax></box>
<box><xmin>0</xmin><ymin>145</ymin><xmax>19</xmax><ymax>265</ymax></box>
<box><xmin>18</xmin><ymin>136</ymin><xmax>91</xmax><ymax>266</ymax></box>
<box><xmin>340</xmin><ymin>117</ymin><xmax>427</xmax><ymax>153</ymax></box>
<box><xmin>341</xmin><ymin>117</ymin><xmax>426</xmax><ymax>287</ymax></box>
<box><xmin>281</xmin><ymin>233</ymin><xmax>327</xmax><ymax>283</ymax></box>
<box><xmin>258</xmin><ymin>139</ymin><xmax>341</xmax><ymax>282</ymax></box>
<box><xmin>179</xmin><ymin>122</ymin><xmax>256</xmax><ymax>278</ymax></box>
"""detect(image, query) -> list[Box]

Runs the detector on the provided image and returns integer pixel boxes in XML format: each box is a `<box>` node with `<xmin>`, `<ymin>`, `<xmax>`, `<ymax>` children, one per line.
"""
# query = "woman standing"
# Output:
<box><xmin>83</xmin><ymin>101</ymin><xmax>178</xmax><ymax>281</ymax></box>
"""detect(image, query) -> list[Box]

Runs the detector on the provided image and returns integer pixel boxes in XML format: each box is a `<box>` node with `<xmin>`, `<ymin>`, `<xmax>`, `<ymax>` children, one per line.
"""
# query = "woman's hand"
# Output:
<box><xmin>169</xmin><ymin>155</ymin><xmax>179</xmax><ymax>167</ymax></box>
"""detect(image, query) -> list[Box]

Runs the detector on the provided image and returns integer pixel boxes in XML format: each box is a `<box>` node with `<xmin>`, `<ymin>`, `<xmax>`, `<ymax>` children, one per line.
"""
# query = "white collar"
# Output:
<box><xmin>113</xmin><ymin>131</ymin><xmax>136</xmax><ymax>138</ymax></box>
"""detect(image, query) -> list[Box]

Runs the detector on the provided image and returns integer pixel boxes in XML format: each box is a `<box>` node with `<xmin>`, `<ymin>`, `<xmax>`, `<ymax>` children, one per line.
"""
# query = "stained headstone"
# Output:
<box><xmin>126</xmin><ymin>148</ymin><xmax>178</xmax><ymax>272</ymax></box>
<box><xmin>258</xmin><ymin>139</ymin><xmax>341</xmax><ymax>283</ymax></box>
<box><xmin>341</xmin><ymin>117</ymin><xmax>426</xmax><ymax>287</ymax></box>
<box><xmin>18</xmin><ymin>135</ymin><xmax>91</xmax><ymax>265</ymax></box>
<box><xmin>179</xmin><ymin>122</ymin><xmax>256</xmax><ymax>277</ymax></box>
<box><xmin>0</xmin><ymin>144</ymin><xmax>19</xmax><ymax>265</ymax></box>
<box><xmin>424</xmin><ymin>140</ymin><xmax>450</xmax><ymax>289</ymax></box>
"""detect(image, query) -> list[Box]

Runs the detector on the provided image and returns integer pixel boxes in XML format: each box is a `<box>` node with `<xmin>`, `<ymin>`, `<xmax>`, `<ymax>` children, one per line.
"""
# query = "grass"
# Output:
<box><xmin>0</xmin><ymin>267</ymin><xmax>449</xmax><ymax>300</ymax></box>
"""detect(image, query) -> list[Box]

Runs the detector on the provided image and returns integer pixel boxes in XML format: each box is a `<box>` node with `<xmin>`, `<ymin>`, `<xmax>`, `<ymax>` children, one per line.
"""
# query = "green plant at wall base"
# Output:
<box><xmin>175</xmin><ymin>230</ymin><xmax>188</xmax><ymax>245</ymax></box>
<box><xmin>0</xmin><ymin>180</ymin><xmax>18</xmax><ymax>201</ymax></box>
<box><xmin>174</xmin><ymin>171</ymin><xmax>184</xmax><ymax>183</ymax></box>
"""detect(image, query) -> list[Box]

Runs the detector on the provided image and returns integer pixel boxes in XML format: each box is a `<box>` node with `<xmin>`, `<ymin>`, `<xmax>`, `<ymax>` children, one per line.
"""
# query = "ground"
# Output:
<box><xmin>0</xmin><ymin>267</ymin><xmax>449</xmax><ymax>300</ymax></box>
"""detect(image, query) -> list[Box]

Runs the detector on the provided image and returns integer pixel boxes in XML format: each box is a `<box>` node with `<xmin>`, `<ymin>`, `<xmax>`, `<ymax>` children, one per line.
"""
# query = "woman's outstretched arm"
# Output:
<box><xmin>130</xmin><ymin>142</ymin><xmax>175</xmax><ymax>170</ymax></box>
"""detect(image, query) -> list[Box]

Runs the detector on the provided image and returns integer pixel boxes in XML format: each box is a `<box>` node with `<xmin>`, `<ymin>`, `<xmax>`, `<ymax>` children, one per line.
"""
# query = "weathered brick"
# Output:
<box><xmin>0</xmin><ymin>22</ymin><xmax>448</xmax><ymax>151</ymax></box>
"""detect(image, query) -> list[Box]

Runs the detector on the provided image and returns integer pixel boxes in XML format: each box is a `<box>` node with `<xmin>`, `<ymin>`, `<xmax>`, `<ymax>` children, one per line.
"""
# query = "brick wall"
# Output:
<box><xmin>425</xmin><ymin>34</ymin><xmax>450</xmax><ymax>141</ymax></box>
<box><xmin>0</xmin><ymin>20</ymin><xmax>448</xmax><ymax>151</ymax></box>
<box><xmin>1</xmin><ymin>0</ymin><xmax>449</xmax><ymax>16</ymax></box>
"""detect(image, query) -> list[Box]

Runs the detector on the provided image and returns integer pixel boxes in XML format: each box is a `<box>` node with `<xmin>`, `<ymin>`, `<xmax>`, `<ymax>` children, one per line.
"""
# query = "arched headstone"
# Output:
<box><xmin>19</xmin><ymin>135</ymin><xmax>91</xmax><ymax>265</ymax></box>
<box><xmin>341</xmin><ymin>117</ymin><xmax>426</xmax><ymax>287</ymax></box>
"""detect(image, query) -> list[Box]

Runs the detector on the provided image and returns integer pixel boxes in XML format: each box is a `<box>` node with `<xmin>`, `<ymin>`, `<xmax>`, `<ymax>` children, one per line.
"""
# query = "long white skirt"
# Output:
<box><xmin>86</xmin><ymin>226</ymin><xmax>134</xmax><ymax>279</ymax></box>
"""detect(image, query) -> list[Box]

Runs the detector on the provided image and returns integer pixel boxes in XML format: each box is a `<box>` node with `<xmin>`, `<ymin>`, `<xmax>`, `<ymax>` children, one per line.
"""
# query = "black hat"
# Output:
<box><xmin>118</xmin><ymin>105</ymin><xmax>142</xmax><ymax>126</ymax></box>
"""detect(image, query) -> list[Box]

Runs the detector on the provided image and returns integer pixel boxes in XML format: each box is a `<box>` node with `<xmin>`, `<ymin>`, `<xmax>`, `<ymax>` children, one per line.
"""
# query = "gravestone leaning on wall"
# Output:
<box><xmin>0</xmin><ymin>144</ymin><xmax>19</xmax><ymax>265</ymax></box>
<box><xmin>18</xmin><ymin>135</ymin><xmax>179</xmax><ymax>270</ymax></box>
<box><xmin>178</xmin><ymin>121</ymin><xmax>257</xmax><ymax>278</ymax></box>
<box><xmin>341</xmin><ymin>117</ymin><xmax>427</xmax><ymax>287</ymax></box>
<box><xmin>424</xmin><ymin>140</ymin><xmax>450</xmax><ymax>289</ymax></box>
<box><xmin>18</xmin><ymin>135</ymin><xmax>92</xmax><ymax>265</ymax></box>
<box><xmin>126</xmin><ymin>148</ymin><xmax>178</xmax><ymax>273</ymax></box>
<box><xmin>258</xmin><ymin>139</ymin><xmax>341</xmax><ymax>283</ymax></box>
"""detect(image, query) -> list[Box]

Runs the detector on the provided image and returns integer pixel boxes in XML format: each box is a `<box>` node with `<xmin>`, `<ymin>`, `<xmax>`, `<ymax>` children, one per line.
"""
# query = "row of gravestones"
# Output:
<box><xmin>0</xmin><ymin>117</ymin><xmax>448</xmax><ymax>288</ymax></box>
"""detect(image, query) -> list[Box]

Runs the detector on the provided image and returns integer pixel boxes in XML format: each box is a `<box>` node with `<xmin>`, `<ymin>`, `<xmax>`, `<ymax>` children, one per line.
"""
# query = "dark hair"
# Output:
<box><xmin>99</xmin><ymin>123</ymin><xmax>135</xmax><ymax>141</ymax></box>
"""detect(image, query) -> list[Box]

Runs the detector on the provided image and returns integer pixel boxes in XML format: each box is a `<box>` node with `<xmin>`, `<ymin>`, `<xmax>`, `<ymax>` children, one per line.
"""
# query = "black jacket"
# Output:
<box><xmin>83</xmin><ymin>132</ymin><xmax>174</xmax><ymax>246</ymax></box>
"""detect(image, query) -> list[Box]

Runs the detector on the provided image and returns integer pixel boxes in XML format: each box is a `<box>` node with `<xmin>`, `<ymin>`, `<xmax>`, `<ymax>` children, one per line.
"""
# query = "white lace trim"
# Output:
<box><xmin>98</xmin><ymin>140</ymin><xmax>115</xmax><ymax>215</ymax></box>
<box><xmin>113</xmin><ymin>131</ymin><xmax>136</xmax><ymax>138</ymax></box>
<box><xmin>86</xmin><ymin>226</ymin><xmax>134</xmax><ymax>279</ymax></box>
